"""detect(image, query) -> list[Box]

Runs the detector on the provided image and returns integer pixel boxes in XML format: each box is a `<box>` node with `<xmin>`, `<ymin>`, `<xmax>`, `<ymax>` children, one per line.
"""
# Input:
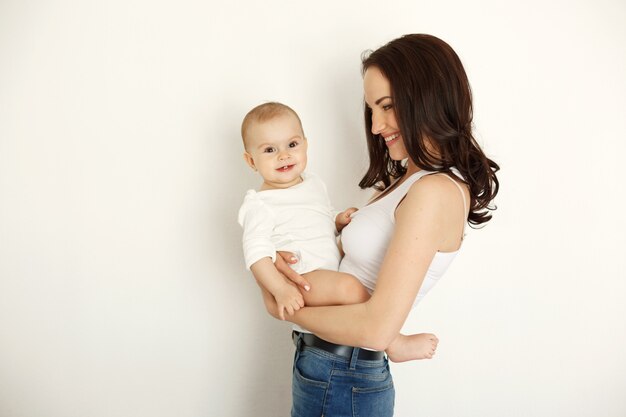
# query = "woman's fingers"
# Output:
<box><xmin>277</xmin><ymin>251</ymin><xmax>298</xmax><ymax>264</ymax></box>
<box><xmin>275</xmin><ymin>251</ymin><xmax>311</xmax><ymax>291</ymax></box>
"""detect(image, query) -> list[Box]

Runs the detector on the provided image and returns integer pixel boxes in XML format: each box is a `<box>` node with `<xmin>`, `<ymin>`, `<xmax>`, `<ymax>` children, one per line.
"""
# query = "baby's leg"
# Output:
<box><xmin>301</xmin><ymin>270</ymin><xmax>370</xmax><ymax>306</ymax></box>
<box><xmin>386</xmin><ymin>333</ymin><xmax>439</xmax><ymax>363</ymax></box>
<box><xmin>302</xmin><ymin>270</ymin><xmax>438</xmax><ymax>362</ymax></box>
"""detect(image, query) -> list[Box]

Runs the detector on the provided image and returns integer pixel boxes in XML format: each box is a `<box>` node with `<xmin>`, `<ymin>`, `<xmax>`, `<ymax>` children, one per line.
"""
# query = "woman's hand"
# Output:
<box><xmin>275</xmin><ymin>251</ymin><xmax>311</xmax><ymax>291</ymax></box>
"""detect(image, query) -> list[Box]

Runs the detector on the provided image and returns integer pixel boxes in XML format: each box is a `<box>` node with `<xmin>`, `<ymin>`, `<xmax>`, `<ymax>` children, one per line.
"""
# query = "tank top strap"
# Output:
<box><xmin>370</xmin><ymin>170</ymin><xmax>438</xmax><ymax>223</ymax></box>
<box><xmin>438</xmin><ymin>173</ymin><xmax>467</xmax><ymax>237</ymax></box>
<box><xmin>385</xmin><ymin>170</ymin><xmax>435</xmax><ymax>210</ymax></box>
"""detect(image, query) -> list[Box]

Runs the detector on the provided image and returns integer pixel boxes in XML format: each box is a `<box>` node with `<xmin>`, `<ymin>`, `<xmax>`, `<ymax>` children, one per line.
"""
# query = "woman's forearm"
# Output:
<box><xmin>279</xmin><ymin>182</ymin><xmax>442</xmax><ymax>350</ymax></box>
<box><xmin>290</xmin><ymin>300</ymin><xmax>397</xmax><ymax>351</ymax></box>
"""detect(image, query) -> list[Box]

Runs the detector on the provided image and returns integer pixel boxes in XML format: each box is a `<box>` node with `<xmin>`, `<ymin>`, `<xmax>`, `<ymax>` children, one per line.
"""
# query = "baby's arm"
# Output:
<box><xmin>239</xmin><ymin>195</ymin><xmax>307</xmax><ymax>319</ymax></box>
<box><xmin>250</xmin><ymin>257</ymin><xmax>304</xmax><ymax>320</ymax></box>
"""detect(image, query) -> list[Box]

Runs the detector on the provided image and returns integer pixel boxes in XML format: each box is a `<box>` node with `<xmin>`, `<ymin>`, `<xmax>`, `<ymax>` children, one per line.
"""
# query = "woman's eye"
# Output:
<box><xmin>383</xmin><ymin>104</ymin><xmax>394</xmax><ymax>111</ymax></box>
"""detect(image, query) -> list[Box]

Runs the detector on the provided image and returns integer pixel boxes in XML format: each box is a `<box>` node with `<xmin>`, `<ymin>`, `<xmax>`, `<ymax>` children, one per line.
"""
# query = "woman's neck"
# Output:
<box><xmin>403</xmin><ymin>159</ymin><xmax>422</xmax><ymax>178</ymax></box>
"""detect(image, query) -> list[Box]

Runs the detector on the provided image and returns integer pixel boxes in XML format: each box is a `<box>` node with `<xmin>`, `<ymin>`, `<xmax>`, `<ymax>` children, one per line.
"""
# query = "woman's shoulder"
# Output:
<box><xmin>398</xmin><ymin>173</ymin><xmax>468</xmax><ymax>250</ymax></box>
<box><xmin>400</xmin><ymin>173</ymin><xmax>468</xmax><ymax>220</ymax></box>
<box><xmin>407</xmin><ymin>172</ymin><xmax>468</xmax><ymax>200</ymax></box>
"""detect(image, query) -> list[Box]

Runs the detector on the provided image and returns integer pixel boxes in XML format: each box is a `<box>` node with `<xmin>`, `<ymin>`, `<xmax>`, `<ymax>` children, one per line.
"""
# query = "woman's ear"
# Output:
<box><xmin>243</xmin><ymin>151</ymin><xmax>257</xmax><ymax>171</ymax></box>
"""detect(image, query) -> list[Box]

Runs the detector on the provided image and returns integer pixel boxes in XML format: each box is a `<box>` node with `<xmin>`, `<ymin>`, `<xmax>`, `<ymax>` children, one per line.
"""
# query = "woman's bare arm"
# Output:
<box><xmin>271</xmin><ymin>177</ymin><xmax>460</xmax><ymax>351</ymax></box>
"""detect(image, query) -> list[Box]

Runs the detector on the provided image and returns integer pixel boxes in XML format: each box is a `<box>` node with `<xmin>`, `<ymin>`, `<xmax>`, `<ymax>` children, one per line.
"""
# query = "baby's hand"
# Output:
<box><xmin>335</xmin><ymin>207</ymin><xmax>358</xmax><ymax>233</ymax></box>
<box><xmin>274</xmin><ymin>283</ymin><xmax>305</xmax><ymax>320</ymax></box>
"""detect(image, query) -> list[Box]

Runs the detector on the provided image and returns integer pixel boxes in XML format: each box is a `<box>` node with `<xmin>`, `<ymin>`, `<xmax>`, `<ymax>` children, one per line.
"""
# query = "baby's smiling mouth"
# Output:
<box><xmin>277</xmin><ymin>164</ymin><xmax>295</xmax><ymax>172</ymax></box>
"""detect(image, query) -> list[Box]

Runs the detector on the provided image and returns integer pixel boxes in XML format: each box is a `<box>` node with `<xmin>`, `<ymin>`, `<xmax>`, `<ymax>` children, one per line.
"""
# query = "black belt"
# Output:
<box><xmin>292</xmin><ymin>331</ymin><xmax>385</xmax><ymax>361</ymax></box>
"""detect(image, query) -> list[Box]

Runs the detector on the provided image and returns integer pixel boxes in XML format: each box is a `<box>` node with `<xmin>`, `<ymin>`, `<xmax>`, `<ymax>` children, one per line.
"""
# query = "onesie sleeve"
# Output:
<box><xmin>237</xmin><ymin>191</ymin><xmax>277</xmax><ymax>269</ymax></box>
<box><xmin>331</xmin><ymin>209</ymin><xmax>342</xmax><ymax>236</ymax></box>
<box><xmin>315</xmin><ymin>174</ymin><xmax>342</xmax><ymax>236</ymax></box>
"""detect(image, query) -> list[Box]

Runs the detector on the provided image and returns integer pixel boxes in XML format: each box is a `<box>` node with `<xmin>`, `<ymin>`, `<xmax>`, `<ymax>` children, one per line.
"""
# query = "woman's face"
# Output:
<box><xmin>363</xmin><ymin>66</ymin><xmax>409</xmax><ymax>162</ymax></box>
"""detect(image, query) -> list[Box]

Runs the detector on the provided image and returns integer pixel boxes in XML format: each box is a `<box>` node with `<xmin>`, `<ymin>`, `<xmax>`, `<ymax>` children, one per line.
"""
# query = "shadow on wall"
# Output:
<box><xmin>209</xmin><ymin>105</ymin><xmax>295</xmax><ymax>416</ymax></box>
<box><xmin>304</xmin><ymin>62</ymin><xmax>368</xmax><ymax>208</ymax></box>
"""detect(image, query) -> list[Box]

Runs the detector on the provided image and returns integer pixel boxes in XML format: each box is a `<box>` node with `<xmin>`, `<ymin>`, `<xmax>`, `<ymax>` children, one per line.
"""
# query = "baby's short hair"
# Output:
<box><xmin>241</xmin><ymin>102</ymin><xmax>304</xmax><ymax>149</ymax></box>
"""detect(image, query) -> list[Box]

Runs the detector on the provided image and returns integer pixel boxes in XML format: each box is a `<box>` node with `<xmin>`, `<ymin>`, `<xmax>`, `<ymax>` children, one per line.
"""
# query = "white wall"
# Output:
<box><xmin>1</xmin><ymin>0</ymin><xmax>625</xmax><ymax>416</ymax></box>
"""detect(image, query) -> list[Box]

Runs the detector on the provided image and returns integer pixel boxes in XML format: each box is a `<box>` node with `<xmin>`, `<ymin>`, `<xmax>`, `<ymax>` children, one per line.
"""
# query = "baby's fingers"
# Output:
<box><xmin>294</xmin><ymin>292</ymin><xmax>304</xmax><ymax>308</ymax></box>
<box><xmin>345</xmin><ymin>207</ymin><xmax>358</xmax><ymax>217</ymax></box>
<box><xmin>291</xmin><ymin>299</ymin><xmax>303</xmax><ymax>312</ymax></box>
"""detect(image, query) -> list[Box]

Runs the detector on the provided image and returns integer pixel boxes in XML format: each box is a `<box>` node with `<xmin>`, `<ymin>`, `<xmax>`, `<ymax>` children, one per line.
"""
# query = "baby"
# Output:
<box><xmin>238</xmin><ymin>102</ymin><xmax>438</xmax><ymax>362</ymax></box>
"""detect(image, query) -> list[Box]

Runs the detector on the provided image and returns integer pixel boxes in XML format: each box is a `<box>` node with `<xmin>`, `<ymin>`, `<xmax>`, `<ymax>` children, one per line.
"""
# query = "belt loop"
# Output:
<box><xmin>292</xmin><ymin>331</ymin><xmax>303</xmax><ymax>369</ymax></box>
<box><xmin>349</xmin><ymin>347</ymin><xmax>359</xmax><ymax>369</ymax></box>
<box><xmin>296</xmin><ymin>332</ymin><xmax>303</xmax><ymax>352</ymax></box>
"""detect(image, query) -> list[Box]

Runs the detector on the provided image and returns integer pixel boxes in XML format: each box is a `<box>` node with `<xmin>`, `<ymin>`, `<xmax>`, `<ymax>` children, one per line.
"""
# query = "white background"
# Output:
<box><xmin>1</xmin><ymin>0</ymin><xmax>625</xmax><ymax>416</ymax></box>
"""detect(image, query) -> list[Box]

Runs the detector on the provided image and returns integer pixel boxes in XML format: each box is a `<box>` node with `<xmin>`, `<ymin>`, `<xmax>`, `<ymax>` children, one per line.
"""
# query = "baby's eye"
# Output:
<box><xmin>288</xmin><ymin>141</ymin><xmax>299</xmax><ymax>148</ymax></box>
<box><xmin>263</xmin><ymin>147</ymin><xmax>276</xmax><ymax>153</ymax></box>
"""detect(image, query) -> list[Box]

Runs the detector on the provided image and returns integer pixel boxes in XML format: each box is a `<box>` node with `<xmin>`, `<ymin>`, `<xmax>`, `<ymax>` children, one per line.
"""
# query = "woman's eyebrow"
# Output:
<box><xmin>375</xmin><ymin>96</ymin><xmax>392</xmax><ymax>105</ymax></box>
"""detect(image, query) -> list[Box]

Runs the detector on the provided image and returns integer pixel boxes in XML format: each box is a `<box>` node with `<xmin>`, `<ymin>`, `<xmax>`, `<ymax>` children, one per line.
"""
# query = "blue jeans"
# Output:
<box><xmin>291</xmin><ymin>333</ymin><xmax>395</xmax><ymax>417</ymax></box>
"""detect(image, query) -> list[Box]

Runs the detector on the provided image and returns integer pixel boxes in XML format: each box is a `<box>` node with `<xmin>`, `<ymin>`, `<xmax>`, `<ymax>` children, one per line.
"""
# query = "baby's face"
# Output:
<box><xmin>244</xmin><ymin>113</ymin><xmax>308</xmax><ymax>190</ymax></box>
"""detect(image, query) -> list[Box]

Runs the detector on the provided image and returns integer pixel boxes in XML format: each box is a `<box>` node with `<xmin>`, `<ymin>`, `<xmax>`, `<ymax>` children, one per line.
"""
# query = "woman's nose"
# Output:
<box><xmin>371</xmin><ymin>112</ymin><xmax>385</xmax><ymax>135</ymax></box>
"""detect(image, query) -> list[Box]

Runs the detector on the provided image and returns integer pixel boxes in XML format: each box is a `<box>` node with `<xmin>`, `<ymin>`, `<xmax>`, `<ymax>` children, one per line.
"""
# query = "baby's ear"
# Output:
<box><xmin>243</xmin><ymin>151</ymin><xmax>257</xmax><ymax>171</ymax></box>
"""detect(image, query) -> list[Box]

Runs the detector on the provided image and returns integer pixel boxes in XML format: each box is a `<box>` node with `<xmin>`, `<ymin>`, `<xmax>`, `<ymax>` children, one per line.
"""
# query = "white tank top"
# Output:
<box><xmin>339</xmin><ymin>168</ymin><xmax>467</xmax><ymax>309</ymax></box>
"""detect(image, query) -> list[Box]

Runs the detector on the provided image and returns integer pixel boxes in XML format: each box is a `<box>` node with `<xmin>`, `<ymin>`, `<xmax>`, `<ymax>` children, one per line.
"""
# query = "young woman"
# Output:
<box><xmin>261</xmin><ymin>34</ymin><xmax>500</xmax><ymax>417</ymax></box>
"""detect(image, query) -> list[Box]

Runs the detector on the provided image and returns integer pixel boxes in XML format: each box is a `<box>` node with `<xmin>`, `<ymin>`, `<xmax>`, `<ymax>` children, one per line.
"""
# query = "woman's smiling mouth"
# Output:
<box><xmin>383</xmin><ymin>133</ymin><xmax>400</xmax><ymax>146</ymax></box>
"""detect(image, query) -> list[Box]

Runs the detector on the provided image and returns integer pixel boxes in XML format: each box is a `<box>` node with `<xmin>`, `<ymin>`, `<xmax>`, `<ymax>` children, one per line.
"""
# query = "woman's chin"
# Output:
<box><xmin>388</xmin><ymin>152</ymin><xmax>408</xmax><ymax>162</ymax></box>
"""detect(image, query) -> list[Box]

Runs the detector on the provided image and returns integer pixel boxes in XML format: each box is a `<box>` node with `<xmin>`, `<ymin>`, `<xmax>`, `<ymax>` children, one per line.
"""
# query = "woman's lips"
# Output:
<box><xmin>384</xmin><ymin>132</ymin><xmax>400</xmax><ymax>147</ymax></box>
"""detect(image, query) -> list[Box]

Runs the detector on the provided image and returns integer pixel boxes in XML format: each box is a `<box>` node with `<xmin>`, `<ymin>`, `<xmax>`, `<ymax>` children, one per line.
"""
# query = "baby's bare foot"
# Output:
<box><xmin>386</xmin><ymin>333</ymin><xmax>439</xmax><ymax>363</ymax></box>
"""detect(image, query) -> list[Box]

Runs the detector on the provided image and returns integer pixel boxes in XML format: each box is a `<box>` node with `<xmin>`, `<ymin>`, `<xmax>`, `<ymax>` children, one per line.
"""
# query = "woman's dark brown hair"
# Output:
<box><xmin>360</xmin><ymin>34</ymin><xmax>500</xmax><ymax>226</ymax></box>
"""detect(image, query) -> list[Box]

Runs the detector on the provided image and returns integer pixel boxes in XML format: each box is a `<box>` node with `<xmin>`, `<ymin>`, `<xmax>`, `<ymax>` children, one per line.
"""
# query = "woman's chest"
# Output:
<box><xmin>341</xmin><ymin>205</ymin><xmax>394</xmax><ymax>266</ymax></box>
